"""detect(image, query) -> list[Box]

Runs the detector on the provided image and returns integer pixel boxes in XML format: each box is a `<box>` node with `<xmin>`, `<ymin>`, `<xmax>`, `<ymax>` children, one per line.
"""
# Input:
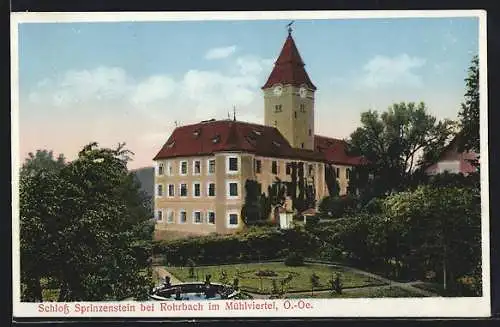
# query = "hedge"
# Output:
<box><xmin>153</xmin><ymin>227</ymin><xmax>319</xmax><ymax>266</ymax></box>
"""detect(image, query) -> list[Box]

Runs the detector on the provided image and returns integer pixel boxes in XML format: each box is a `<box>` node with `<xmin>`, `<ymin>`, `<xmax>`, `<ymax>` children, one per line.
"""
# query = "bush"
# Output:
<box><xmin>255</xmin><ymin>269</ymin><xmax>278</xmax><ymax>277</ymax></box>
<box><xmin>284</xmin><ymin>252</ymin><xmax>305</xmax><ymax>266</ymax></box>
<box><xmin>154</xmin><ymin>228</ymin><xmax>318</xmax><ymax>266</ymax></box>
<box><xmin>319</xmin><ymin>195</ymin><xmax>359</xmax><ymax>218</ymax></box>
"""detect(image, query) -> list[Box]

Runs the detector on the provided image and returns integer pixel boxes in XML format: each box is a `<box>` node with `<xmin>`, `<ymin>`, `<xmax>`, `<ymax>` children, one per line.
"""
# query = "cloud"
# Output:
<box><xmin>359</xmin><ymin>54</ymin><xmax>426</xmax><ymax>88</ymax></box>
<box><xmin>27</xmin><ymin>53</ymin><xmax>273</xmax><ymax>125</ymax></box>
<box><xmin>130</xmin><ymin>75</ymin><xmax>176</xmax><ymax>105</ymax></box>
<box><xmin>204</xmin><ymin>45</ymin><xmax>237</xmax><ymax>60</ymax></box>
<box><xmin>29</xmin><ymin>66</ymin><xmax>133</xmax><ymax>107</ymax></box>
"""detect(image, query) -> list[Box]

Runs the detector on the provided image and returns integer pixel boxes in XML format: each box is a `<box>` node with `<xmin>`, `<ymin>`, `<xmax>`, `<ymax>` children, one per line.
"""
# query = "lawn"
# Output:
<box><xmin>287</xmin><ymin>286</ymin><xmax>425</xmax><ymax>298</ymax></box>
<box><xmin>412</xmin><ymin>282</ymin><xmax>455</xmax><ymax>296</ymax></box>
<box><xmin>167</xmin><ymin>262</ymin><xmax>386</xmax><ymax>294</ymax></box>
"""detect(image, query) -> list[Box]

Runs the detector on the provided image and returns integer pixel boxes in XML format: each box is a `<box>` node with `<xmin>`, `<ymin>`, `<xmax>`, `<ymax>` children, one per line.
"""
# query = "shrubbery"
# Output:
<box><xmin>318</xmin><ymin>195</ymin><xmax>358</xmax><ymax>218</ymax></box>
<box><xmin>284</xmin><ymin>252</ymin><xmax>305</xmax><ymax>266</ymax></box>
<box><xmin>153</xmin><ymin>227</ymin><xmax>318</xmax><ymax>266</ymax></box>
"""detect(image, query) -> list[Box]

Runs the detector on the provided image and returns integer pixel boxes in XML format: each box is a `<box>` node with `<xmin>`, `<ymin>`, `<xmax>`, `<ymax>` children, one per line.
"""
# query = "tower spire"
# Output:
<box><xmin>261</xmin><ymin>22</ymin><xmax>316</xmax><ymax>90</ymax></box>
<box><xmin>287</xmin><ymin>20</ymin><xmax>294</xmax><ymax>35</ymax></box>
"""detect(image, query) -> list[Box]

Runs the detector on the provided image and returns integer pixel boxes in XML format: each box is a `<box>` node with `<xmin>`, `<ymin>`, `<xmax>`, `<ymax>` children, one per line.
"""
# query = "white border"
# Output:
<box><xmin>11</xmin><ymin>10</ymin><xmax>489</xmax><ymax>318</ymax></box>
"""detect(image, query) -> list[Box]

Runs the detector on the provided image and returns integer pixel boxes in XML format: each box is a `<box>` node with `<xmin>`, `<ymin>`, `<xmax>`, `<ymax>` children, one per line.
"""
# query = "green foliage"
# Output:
<box><xmin>284</xmin><ymin>252</ymin><xmax>305</xmax><ymax>267</ymax></box>
<box><xmin>154</xmin><ymin>228</ymin><xmax>319</xmax><ymax>266</ymax></box>
<box><xmin>20</xmin><ymin>143</ymin><xmax>153</xmax><ymax>302</ymax></box>
<box><xmin>330</xmin><ymin>272</ymin><xmax>343</xmax><ymax>294</ymax></box>
<box><xmin>458</xmin><ymin>55</ymin><xmax>480</xmax><ymax>154</ymax></box>
<box><xmin>383</xmin><ymin>184</ymin><xmax>481</xmax><ymax>291</ymax></box>
<box><xmin>187</xmin><ymin>259</ymin><xmax>196</xmax><ymax>278</ymax></box>
<box><xmin>241</xmin><ymin>180</ymin><xmax>264</xmax><ymax>225</ymax></box>
<box><xmin>325</xmin><ymin>164</ymin><xmax>340</xmax><ymax>197</ymax></box>
<box><xmin>318</xmin><ymin>195</ymin><xmax>358</xmax><ymax>218</ymax></box>
<box><xmin>310</xmin><ymin>272</ymin><xmax>320</xmax><ymax>295</ymax></box>
<box><xmin>347</xmin><ymin>102</ymin><xmax>456</xmax><ymax>198</ymax></box>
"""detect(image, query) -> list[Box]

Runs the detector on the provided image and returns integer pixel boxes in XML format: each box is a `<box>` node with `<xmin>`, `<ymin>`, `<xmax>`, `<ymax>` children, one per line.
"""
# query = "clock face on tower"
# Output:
<box><xmin>299</xmin><ymin>87</ymin><xmax>307</xmax><ymax>98</ymax></box>
<box><xmin>273</xmin><ymin>85</ymin><xmax>283</xmax><ymax>96</ymax></box>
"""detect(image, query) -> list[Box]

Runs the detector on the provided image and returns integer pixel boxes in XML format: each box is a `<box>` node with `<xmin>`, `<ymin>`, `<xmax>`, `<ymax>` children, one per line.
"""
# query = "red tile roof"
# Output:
<box><xmin>262</xmin><ymin>33</ymin><xmax>316</xmax><ymax>90</ymax></box>
<box><xmin>153</xmin><ymin>120</ymin><xmax>365</xmax><ymax>166</ymax></box>
<box><xmin>314</xmin><ymin>135</ymin><xmax>367</xmax><ymax>166</ymax></box>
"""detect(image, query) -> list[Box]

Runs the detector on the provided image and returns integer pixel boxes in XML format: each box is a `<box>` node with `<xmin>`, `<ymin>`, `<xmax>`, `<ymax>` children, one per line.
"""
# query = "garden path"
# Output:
<box><xmin>336</xmin><ymin>265</ymin><xmax>438</xmax><ymax>297</ymax></box>
<box><xmin>153</xmin><ymin>266</ymin><xmax>182</xmax><ymax>285</ymax></box>
<box><xmin>156</xmin><ymin>263</ymin><xmax>438</xmax><ymax>298</ymax></box>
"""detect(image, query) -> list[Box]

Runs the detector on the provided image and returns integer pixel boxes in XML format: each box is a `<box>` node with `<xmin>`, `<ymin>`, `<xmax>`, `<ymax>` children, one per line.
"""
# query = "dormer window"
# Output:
<box><xmin>212</xmin><ymin>135</ymin><xmax>221</xmax><ymax>144</ymax></box>
<box><xmin>193</xmin><ymin>129</ymin><xmax>201</xmax><ymax>138</ymax></box>
<box><xmin>272</xmin><ymin>141</ymin><xmax>281</xmax><ymax>147</ymax></box>
<box><xmin>252</xmin><ymin>130</ymin><xmax>262</xmax><ymax>136</ymax></box>
<box><xmin>167</xmin><ymin>140</ymin><xmax>175</xmax><ymax>148</ymax></box>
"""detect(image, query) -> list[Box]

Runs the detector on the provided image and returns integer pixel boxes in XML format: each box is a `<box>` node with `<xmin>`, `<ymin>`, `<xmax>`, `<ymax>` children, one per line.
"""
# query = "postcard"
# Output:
<box><xmin>11</xmin><ymin>10</ymin><xmax>490</xmax><ymax>318</ymax></box>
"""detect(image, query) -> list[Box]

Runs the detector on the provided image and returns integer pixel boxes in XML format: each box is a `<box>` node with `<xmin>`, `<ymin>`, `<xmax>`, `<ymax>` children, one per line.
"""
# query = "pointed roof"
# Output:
<box><xmin>262</xmin><ymin>32</ymin><xmax>317</xmax><ymax>90</ymax></box>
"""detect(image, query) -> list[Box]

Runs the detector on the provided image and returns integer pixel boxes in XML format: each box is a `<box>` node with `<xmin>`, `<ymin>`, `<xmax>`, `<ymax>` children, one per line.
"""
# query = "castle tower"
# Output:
<box><xmin>262</xmin><ymin>28</ymin><xmax>317</xmax><ymax>150</ymax></box>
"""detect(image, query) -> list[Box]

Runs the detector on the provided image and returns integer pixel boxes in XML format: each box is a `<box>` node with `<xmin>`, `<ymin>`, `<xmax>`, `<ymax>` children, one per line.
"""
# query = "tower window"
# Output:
<box><xmin>294</xmin><ymin>111</ymin><xmax>297</xmax><ymax>119</ymax></box>
<box><xmin>274</xmin><ymin>104</ymin><xmax>283</xmax><ymax>113</ymax></box>
<box><xmin>300</xmin><ymin>104</ymin><xmax>306</xmax><ymax>112</ymax></box>
<box><xmin>274</xmin><ymin>120</ymin><xmax>278</xmax><ymax>127</ymax></box>
<box><xmin>301</xmin><ymin>143</ymin><xmax>304</xmax><ymax>148</ymax></box>
<box><xmin>308</xmin><ymin>128</ymin><xmax>312</xmax><ymax>136</ymax></box>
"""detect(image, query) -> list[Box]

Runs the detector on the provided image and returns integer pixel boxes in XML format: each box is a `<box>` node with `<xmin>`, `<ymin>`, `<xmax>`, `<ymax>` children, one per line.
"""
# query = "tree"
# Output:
<box><xmin>347</xmin><ymin>102</ymin><xmax>456</xmax><ymax>197</ymax></box>
<box><xmin>457</xmin><ymin>55</ymin><xmax>479</xmax><ymax>154</ymax></box>
<box><xmin>384</xmin><ymin>184</ymin><xmax>481</xmax><ymax>292</ymax></box>
<box><xmin>310</xmin><ymin>272</ymin><xmax>320</xmax><ymax>296</ymax></box>
<box><xmin>21</xmin><ymin>150</ymin><xmax>66</xmax><ymax>177</ymax></box>
<box><xmin>241</xmin><ymin>180</ymin><xmax>263</xmax><ymax>225</ymax></box>
<box><xmin>325</xmin><ymin>164</ymin><xmax>340</xmax><ymax>197</ymax></box>
<box><xmin>20</xmin><ymin>143</ymin><xmax>154</xmax><ymax>301</ymax></box>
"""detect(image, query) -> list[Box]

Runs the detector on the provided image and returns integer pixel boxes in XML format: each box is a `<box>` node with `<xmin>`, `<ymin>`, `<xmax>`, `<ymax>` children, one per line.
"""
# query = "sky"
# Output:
<box><xmin>16</xmin><ymin>16</ymin><xmax>480</xmax><ymax>169</ymax></box>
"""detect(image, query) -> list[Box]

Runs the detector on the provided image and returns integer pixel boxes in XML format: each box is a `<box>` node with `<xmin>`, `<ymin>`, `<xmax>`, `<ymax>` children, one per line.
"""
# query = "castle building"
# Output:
<box><xmin>152</xmin><ymin>29</ymin><xmax>364</xmax><ymax>235</ymax></box>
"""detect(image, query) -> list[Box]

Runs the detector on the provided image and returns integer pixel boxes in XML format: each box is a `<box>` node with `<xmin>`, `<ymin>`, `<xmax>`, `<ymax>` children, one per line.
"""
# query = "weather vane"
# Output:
<box><xmin>287</xmin><ymin>21</ymin><xmax>295</xmax><ymax>34</ymax></box>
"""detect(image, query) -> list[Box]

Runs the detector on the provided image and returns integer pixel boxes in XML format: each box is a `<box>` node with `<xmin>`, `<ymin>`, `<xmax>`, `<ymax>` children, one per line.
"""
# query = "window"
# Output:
<box><xmin>294</xmin><ymin>111</ymin><xmax>297</xmax><ymax>119</ymax></box>
<box><xmin>156</xmin><ymin>184</ymin><xmax>164</xmax><ymax>197</ymax></box>
<box><xmin>179</xmin><ymin>210</ymin><xmax>187</xmax><ymax>224</ymax></box>
<box><xmin>167</xmin><ymin>162</ymin><xmax>173</xmax><ymax>176</ymax></box>
<box><xmin>207</xmin><ymin>211</ymin><xmax>216</xmax><ymax>225</ymax></box>
<box><xmin>156</xmin><ymin>210</ymin><xmax>163</xmax><ymax>221</ymax></box>
<box><xmin>227</xmin><ymin>181</ymin><xmax>239</xmax><ymax>198</ymax></box>
<box><xmin>254</xmin><ymin>159</ymin><xmax>262</xmax><ymax>174</ymax></box>
<box><xmin>193</xmin><ymin>183</ymin><xmax>201</xmax><ymax>197</ymax></box>
<box><xmin>336</xmin><ymin>167</ymin><xmax>340</xmax><ymax>178</ymax></box>
<box><xmin>274</xmin><ymin>120</ymin><xmax>278</xmax><ymax>127</ymax></box>
<box><xmin>286</xmin><ymin>163</ymin><xmax>292</xmax><ymax>175</ymax></box>
<box><xmin>180</xmin><ymin>183</ymin><xmax>188</xmax><ymax>197</ymax></box>
<box><xmin>158</xmin><ymin>163</ymin><xmax>164</xmax><ymax>175</ymax></box>
<box><xmin>274</xmin><ymin>104</ymin><xmax>282</xmax><ymax>113</ymax></box>
<box><xmin>166</xmin><ymin>210</ymin><xmax>174</xmax><ymax>223</ymax></box>
<box><xmin>300</xmin><ymin>104</ymin><xmax>305</xmax><ymax>112</ymax></box>
<box><xmin>308</xmin><ymin>128</ymin><xmax>312</xmax><ymax>136</ymax></box>
<box><xmin>346</xmin><ymin>168</ymin><xmax>351</xmax><ymax>180</ymax></box>
<box><xmin>272</xmin><ymin>161</ymin><xmax>278</xmax><ymax>174</ymax></box>
<box><xmin>227</xmin><ymin>156</ymin><xmax>239</xmax><ymax>173</ymax></box>
<box><xmin>212</xmin><ymin>135</ymin><xmax>221</xmax><ymax>144</ymax></box>
<box><xmin>193</xmin><ymin>211</ymin><xmax>202</xmax><ymax>224</ymax></box>
<box><xmin>208</xmin><ymin>159</ymin><xmax>216</xmax><ymax>175</ymax></box>
<box><xmin>193</xmin><ymin>160</ymin><xmax>201</xmax><ymax>175</ymax></box>
<box><xmin>227</xmin><ymin>212</ymin><xmax>239</xmax><ymax>228</ymax></box>
<box><xmin>168</xmin><ymin>184</ymin><xmax>175</xmax><ymax>197</ymax></box>
<box><xmin>180</xmin><ymin>161</ymin><xmax>188</xmax><ymax>175</ymax></box>
<box><xmin>301</xmin><ymin>143</ymin><xmax>304</xmax><ymax>148</ymax></box>
<box><xmin>207</xmin><ymin>183</ymin><xmax>216</xmax><ymax>197</ymax></box>
<box><xmin>308</xmin><ymin>164</ymin><xmax>314</xmax><ymax>176</ymax></box>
